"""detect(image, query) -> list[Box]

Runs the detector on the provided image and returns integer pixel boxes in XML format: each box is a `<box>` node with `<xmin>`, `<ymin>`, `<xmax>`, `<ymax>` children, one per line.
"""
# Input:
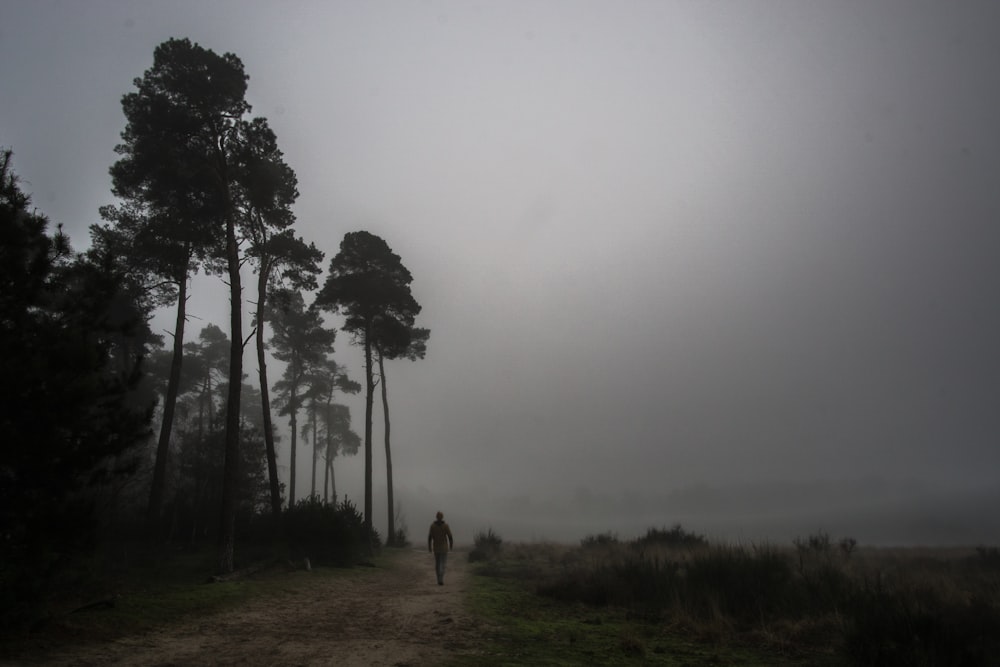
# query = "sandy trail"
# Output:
<box><xmin>23</xmin><ymin>548</ymin><xmax>482</xmax><ymax>666</ymax></box>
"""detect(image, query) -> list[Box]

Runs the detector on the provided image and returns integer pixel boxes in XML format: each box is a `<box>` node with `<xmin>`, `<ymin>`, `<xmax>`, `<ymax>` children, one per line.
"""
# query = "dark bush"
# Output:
<box><xmin>281</xmin><ymin>497</ymin><xmax>375</xmax><ymax>567</ymax></box>
<box><xmin>469</xmin><ymin>527</ymin><xmax>503</xmax><ymax>562</ymax></box>
<box><xmin>682</xmin><ymin>544</ymin><xmax>794</xmax><ymax>622</ymax></box>
<box><xmin>0</xmin><ymin>495</ymin><xmax>101</xmax><ymax>632</ymax></box>
<box><xmin>975</xmin><ymin>545</ymin><xmax>1000</xmax><ymax>570</ymax></box>
<box><xmin>800</xmin><ymin>562</ymin><xmax>852</xmax><ymax>613</ymax></box>
<box><xmin>845</xmin><ymin>586</ymin><xmax>1000</xmax><ymax>666</ymax></box>
<box><xmin>391</xmin><ymin>526</ymin><xmax>410</xmax><ymax>548</ymax></box>
<box><xmin>839</xmin><ymin>536</ymin><xmax>858</xmax><ymax>558</ymax></box>
<box><xmin>609</xmin><ymin>552</ymin><xmax>682</xmax><ymax>611</ymax></box>
<box><xmin>633</xmin><ymin>524</ymin><xmax>708</xmax><ymax>549</ymax></box>
<box><xmin>580</xmin><ymin>532</ymin><xmax>619</xmax><ymax>548</ymax></box>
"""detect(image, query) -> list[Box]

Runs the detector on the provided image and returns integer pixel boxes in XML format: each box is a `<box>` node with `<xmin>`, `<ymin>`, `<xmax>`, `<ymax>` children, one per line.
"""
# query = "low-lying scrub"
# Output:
<box><xmin>469</xmin><ymin>527</ymin><xmax>1000</xmax><ymax>665</ymax></box>
<box><xmin>468</xmin><ymin>527</ymin><xmax>503</xmax><ymax>562</ymax></box>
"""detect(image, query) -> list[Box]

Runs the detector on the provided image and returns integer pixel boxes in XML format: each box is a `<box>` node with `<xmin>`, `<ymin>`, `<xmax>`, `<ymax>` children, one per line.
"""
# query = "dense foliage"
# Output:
<box><xmin>279</xmin><ymin>497</ymin><xmax>377</xmax><ymax>567</ymax></box>
<box><xmin>0</xmin><ymin>151</ymin><xmax>156</xmax><ymax>629</ymax></box>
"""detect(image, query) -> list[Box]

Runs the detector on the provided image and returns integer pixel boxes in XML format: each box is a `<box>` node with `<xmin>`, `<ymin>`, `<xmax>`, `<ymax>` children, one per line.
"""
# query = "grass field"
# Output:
<box><xmin>463</xmin><ymin>558</ymin><xmax>820</xmax><ymax>666</ymax></box>
<box><xmin>463</xmin><ymin>528</ymin><xmax>1000</xmax><ymax>666</ymax></box>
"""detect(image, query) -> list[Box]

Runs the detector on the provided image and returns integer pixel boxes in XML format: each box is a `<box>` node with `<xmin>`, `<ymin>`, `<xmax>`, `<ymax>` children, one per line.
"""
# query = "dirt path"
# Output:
<box><xmin>24</xmin><ymin>548</ymin><xmax>483</xmax><ymax>666</ymax></box>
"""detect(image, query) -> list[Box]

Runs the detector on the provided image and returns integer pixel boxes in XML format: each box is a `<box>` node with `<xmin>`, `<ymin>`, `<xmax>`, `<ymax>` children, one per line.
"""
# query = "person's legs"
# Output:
<box><xmin>435</xmin><ymin>552</ymin><xmax>448</xmax><ymax>584</ymax></box>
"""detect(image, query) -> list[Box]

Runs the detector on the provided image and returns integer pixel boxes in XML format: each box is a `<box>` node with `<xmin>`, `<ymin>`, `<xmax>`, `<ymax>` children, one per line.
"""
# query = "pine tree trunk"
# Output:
<box><xmin>324</xmin><ymin>396</ymin><xmax>334</xmax><ymax>503</ymax></box>
<box><xmin>329</xmin><ymin>457</ymin><xmax>336</xmax><ymax>502</ymax></box>
<box><xmin>147</xmin><ymin>271</ymin><xmax>188</xmax><ymax>529</ymax></box>
<box><xmin>323</xmin><ymin>452</ymin><xmax>329</xmax><ymax>503</ymax></box>
<box><xmin>256</xmin><ymin>262</ymin><xmax>282</xmax><ymax>516</ymax></box>
<box><xmin>310</xmin><ymin>415</ymin><xmax>318</xmax><ymax>500</ymax></box>
<box><xmin>363</xmin><ymin>323</ymin><xmax>374</xmax><ymax>536</ymax></box>
<box><xmin>378</xmin><ymin>349</ymin><xmax>394</xmax><ymax>546</ymax></box>
<box><xmin>218</xmin><ymin>203</ymin><xmax>242</xmax><ymax>575</ymax></box>
<box><xmin>289</xmin><ymin>381</ymin><xmax>299</xmax><ymax>506</ymax></box>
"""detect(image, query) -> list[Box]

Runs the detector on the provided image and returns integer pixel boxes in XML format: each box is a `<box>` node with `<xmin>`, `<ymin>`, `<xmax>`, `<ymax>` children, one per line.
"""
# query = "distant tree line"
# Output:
<box><xmin>1</xmin><ymin>36</ymin><xmax>428</xmax><ymax>628</ymax></box>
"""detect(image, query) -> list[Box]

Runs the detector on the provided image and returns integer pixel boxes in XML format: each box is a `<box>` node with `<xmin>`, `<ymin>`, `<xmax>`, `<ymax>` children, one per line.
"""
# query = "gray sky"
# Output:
<box><xmin>3</xmin><ymin>1</ymin><xmax>999</xmax><ymax>545</ymax></box>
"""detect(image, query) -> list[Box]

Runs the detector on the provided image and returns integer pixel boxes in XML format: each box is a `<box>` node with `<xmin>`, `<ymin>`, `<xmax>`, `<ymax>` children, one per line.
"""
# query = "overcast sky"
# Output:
<box><xmin>3</xmin><ymin>1</ymin><xmax>998</xmax><ymax>545</ymax></box>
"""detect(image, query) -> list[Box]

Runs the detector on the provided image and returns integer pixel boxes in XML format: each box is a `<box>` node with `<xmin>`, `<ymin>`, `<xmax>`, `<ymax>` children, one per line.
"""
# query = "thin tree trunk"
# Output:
<box><xmin>288</xmin><ymin>380</ymin><xmax>299</xmax><ymax>506</ymax></box>
<box><xmin>197</xmin><ymin>376</ymin><xmax>207</xmax><ymax>443</ymax></box>
<box><xmin>324</xmin><ymin>396</ymin><xmax>334</xmax><ymax>503</ymax></box>
<box><xmin>363</xmin><ymin>323</ymin><xmax>374</xmax><ymax>536</ymax></box>
<box><xmin>255</xmin><ymin>261</ymin><xmax>282</xmax><ymax>516</ymax></box>
<box><xmin>323</xmin><ymin>449</ymin><xmax>330</xmax><ymax>502</ymax></box>
<box><xmin>219</xmin><ymin>200</ymin><xmax>242</xmax><ymax>575</ymax></box>
<box><xmin>310</xmin><ymin>403</ymin><xmax>318</xmax><ymax>499</ymax></box>
<box><xmin>207</xmin><ymin>375</ymin><xmax>215</xmax><ymax>427</ymax></box>
<box><xmin>147</xmin><ymin>272</ymin><xmax>188</xmax><ymax>527</ymax></box>
<box><xmin>328</xmin><ymin>455</ymin><xmax>336</xmax><ymax>503</ymax></box>
<box><xmin>378</xmin><ymin>348</ymin><xmax>394</xmax><ymax>546</ymax></box>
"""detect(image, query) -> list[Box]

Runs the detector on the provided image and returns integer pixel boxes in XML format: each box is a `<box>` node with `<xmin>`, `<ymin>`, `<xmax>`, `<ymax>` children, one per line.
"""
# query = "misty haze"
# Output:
<box><xmin>2</xmin><ymin>1</ymin><xmax>999</xmax><ymax>664</ymax></box>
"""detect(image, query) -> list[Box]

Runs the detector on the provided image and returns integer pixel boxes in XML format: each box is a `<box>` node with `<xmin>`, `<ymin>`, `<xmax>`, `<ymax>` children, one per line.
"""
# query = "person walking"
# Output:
<box><xmin>427</xmin><ymin>511</ymin><xmax>454</xmax><ymax>585</ymax></box>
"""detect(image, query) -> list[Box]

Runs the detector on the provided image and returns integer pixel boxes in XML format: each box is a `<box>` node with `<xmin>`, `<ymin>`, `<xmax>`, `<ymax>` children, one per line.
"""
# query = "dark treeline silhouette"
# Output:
<box><xmin>1</xmin><ymin>149</ymin><xmax>155</xmax><ymax>629</ymax></box>
<box><xmin>1</xmin><ymin>36</ymin><xmax>427</xmax><ymax>633</ymax></box>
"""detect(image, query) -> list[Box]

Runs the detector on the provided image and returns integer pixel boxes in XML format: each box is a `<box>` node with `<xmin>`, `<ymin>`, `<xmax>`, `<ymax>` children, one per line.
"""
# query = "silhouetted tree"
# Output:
<box><xmin>112</xmin><ymin>37</ymin><xmax>293</xmax><ymax>572</ymax></box>
<box><xmin>96</xmin><ymin>201</ymin><xmax>211</xmax><ymax>530</ymax></box>
<box><xmin>106</xmin><ymin>37</ymin><xmax>247</xmax><ymax>530</ymax></box>
<box><xmin>185</xmin><ymin>324</ymin><xmax>231</xmax><ymax>443</ymax></box>
<box><xmin>322</xmin><ymin>403</ymin><xmax>361</xmax><ymax>502</ymax></box>
<box><xmin>108</xmin><ymin>39</ymin><xmax>250</xmax><ymax>552</ymax></box>
<box><xmin>237</xmin><ymin>117</ymin><xmax>322</xmax><ymax>517</ymax></box>
<box><xmin>0</xmin><ymin>151</ymin><xmax>154</xmax><ymax>627</ymax></box>
<box><xmin>270</xmin><ymin>290</ymin><xmax>336</xmax><ymax>505</ymax></box>
<box><xmin>374</xmin><ymin>323</ymin><xmax>429</xmax><ymax>545</ymax></box>
<box><xmin>153</xmin><ymin>326</ymin><xmax>271</xmax><ymax>544</ymax></box>
<box><xmin>302</xmin><ymin>358</ymin><xmax>361</xmax><ymax>501</ymax></box>
<box><xmin>315</xmin><ymin>231</ymin><xmax>419</xmax><ymax>534</ymax></box>
<box><xmin>78</xmin><ymin>226</ymin><xmax>164</xmax><ymax>533</ymax></box>
<box><xmin>167</xmin><ymin>324</ymin><xmax>230</xmax><ymax>541</ymax></box>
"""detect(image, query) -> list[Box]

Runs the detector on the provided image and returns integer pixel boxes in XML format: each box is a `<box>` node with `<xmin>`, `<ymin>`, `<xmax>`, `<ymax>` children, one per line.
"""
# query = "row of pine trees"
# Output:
<box><xmin>1</xmin><ymin>35</ymin><xmax>429</xmax><ymax>623</ymax></box>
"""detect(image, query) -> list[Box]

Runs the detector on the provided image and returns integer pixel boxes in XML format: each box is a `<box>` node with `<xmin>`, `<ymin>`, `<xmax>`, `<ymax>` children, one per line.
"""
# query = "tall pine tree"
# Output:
<box><xmin>315</xmin><ymin>231</ymin><xmax>419</xmax><ymax>536</ymax></box>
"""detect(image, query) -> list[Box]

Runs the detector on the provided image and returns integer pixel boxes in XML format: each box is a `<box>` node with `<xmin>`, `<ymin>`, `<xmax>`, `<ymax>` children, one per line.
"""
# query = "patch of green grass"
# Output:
<box><xmin>460</xmin><ymin>566</ymin><xmax>814</xmax><ymax>666</ymax></box>
<box><xmin>462</xmin><ymin>536</ymin><xmax>1000</xmax><ymax>666</ymax></box>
